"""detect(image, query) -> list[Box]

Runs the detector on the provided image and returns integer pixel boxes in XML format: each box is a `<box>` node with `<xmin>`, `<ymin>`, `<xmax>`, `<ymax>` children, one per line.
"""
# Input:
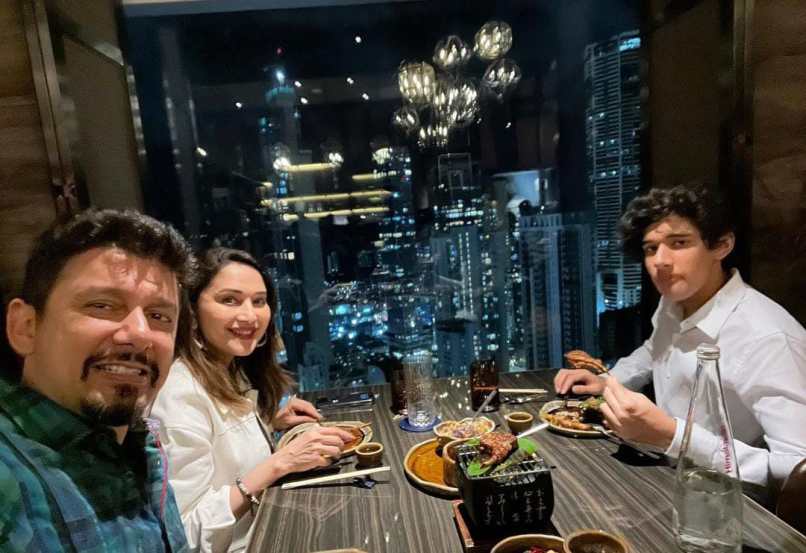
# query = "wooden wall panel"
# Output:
<box><xmin>750</xmin><ymin>0</ymin><xmax>806</xmax><ymax>324</ymax></box>
<box><xmin>0</xmin><ymin>0</ymin><xmax>57</xmax><ymax>297</ymax></box>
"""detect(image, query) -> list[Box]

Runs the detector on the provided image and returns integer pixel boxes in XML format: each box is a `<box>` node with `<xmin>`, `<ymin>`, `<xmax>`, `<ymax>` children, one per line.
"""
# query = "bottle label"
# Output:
<box><xmin>720</xmin><ymin>423</ymin><xmax>733</xmax><ymax>473</ymax></box>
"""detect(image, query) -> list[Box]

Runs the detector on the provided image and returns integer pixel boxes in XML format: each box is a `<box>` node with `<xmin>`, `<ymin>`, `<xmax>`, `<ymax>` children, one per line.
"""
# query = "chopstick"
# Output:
<box><xmin>280</xmin><ymin>466</ymin><xmax>391</xmax><ymax>490</ymax></box>
<box><xmin>516</xmin><ymin>422</ymin><xmax>549</xmax><ymax>439</ymax></box>
<box><xmin>499</xmin><ymin>388</ymin><xmax>547</xmax><ymax>395</ymax></box>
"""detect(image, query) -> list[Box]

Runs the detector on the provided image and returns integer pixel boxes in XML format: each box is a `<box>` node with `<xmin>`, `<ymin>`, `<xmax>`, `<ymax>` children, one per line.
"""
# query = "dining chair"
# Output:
<box><xmin>776</xmin><ymin>458</ymin><xmax>806</xmax><ymax>534</ymax></box>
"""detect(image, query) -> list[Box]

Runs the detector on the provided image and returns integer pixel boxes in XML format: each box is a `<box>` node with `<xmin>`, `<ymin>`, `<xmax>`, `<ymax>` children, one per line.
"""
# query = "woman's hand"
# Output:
<box><xmin>272</xmin><ymin>397</ymin><xmax>322</xmax><ymax>430</ymax></box>
<box><xmin>273</xmin><ymin>426</ymin><xmax>355</xmax><ymax>474</ymax></box>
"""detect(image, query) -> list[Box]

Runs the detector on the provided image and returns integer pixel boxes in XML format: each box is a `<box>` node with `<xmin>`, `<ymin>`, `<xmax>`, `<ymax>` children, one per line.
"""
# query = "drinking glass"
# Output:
<box><xmin>469</xmin><ymin>356</ymin><xmax>500</xmax><ymax>412</ymax></box>
<box><xmin>403</xmin><ymin>351</ymin><xmax>436</xmax><ymax>428</ymax></box>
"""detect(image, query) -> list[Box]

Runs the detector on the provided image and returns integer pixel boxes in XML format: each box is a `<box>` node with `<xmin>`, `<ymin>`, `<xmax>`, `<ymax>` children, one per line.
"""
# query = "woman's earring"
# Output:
<box><xmin>192</xmin><ymin>324</ymin><xmax>206</xmax><ymax>351</ymax></box>
<box><xmin>255</xmin><ymin>333</ymin><xmax>268</xmax><ymax>348</ymax></box>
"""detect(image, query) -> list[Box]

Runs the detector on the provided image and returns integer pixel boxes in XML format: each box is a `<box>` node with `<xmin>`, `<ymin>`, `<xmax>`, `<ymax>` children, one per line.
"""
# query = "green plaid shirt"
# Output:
<box><xmin>0</xmin><ymin>377</ymin><xmax>188</xmax><ymax>552</ymax></box>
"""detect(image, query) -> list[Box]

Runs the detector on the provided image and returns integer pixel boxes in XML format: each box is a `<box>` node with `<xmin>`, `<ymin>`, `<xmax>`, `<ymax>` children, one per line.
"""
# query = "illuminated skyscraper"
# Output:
<box><xmin>373</xmin><ymin>146</ymin><xmax>433</xmax><ymax>359</ymax></box>
<box><xmin>518</xmin><ymin>211</ymin><xmax>595</xmax><ymax>369</ymax></box>
<box><xmin>430</xmin><ymin>153</ymin><xmax>504</xmax><ymax>376</ymax></box>
<box><xmin>584</xmin><ymin>31</ymin><xmax>642</xmax><ymax>314</ymax></box>
<box><xmin>260</xmin><ymin>66</ymin><xmax>332</xmax><ymax>389</ymax></box>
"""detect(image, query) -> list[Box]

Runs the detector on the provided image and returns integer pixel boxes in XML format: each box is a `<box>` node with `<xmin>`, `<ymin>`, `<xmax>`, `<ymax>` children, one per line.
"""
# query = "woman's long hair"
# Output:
<box><xmin>177</xmin><ymin>248</ymin><xmax>293</xmax><ymax>420</ymax></box>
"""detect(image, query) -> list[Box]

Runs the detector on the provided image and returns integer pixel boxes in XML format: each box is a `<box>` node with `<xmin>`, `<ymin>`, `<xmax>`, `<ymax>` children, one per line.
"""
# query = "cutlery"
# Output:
<box><xmin>515</xmin><ymin>421</ymin><xmax>549</xmax><ymax>439</ymax></box>
<box><xmin>280</xmin><ymin>466</ymin><xmax>391</xmax><ymax>490</ymax></box>
<box><xmin>498</xmin><ymin>388</ymin><xmax>547</xmax><ymax>395</ymax></box>
<box><xmin>469</xmin><ymin>388</ymin><xmax>498</xmax><ymax>420</ymax></box>
<box><xmin>589</xmin><ymin>424</ymin><xmax>662</xmax><ymax>459</ymax></box>
<box><xmin>502</xmin><ymin>394</ymin><xmax>544</xmax><ymax>405</ymax></box>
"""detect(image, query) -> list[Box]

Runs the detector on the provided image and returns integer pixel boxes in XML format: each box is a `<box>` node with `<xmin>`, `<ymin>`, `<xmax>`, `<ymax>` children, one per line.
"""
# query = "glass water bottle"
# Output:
<box><xmin>673</xmin><ymin>344</ymin><xmax>743</xmax><ymax>553</ymax></box>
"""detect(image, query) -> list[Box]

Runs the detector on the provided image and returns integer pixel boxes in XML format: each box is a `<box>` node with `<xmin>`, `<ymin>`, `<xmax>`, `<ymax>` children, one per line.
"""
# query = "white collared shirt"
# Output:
<box><xmin>150</xmin><ymin>359</ymin><xmax>273</xmax><ymax>553</ymax></box>
<box><xmin>611</xmin><ymin>270</ymin><xmax>806</xmax><ymax>489</ymax></box>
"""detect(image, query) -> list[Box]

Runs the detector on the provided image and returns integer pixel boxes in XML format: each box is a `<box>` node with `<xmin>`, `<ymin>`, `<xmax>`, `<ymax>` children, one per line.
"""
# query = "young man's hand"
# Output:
<box><xmin>554</xmin><ymin>368</ymin><xmax>606</xmax><ymax>396</ymax></box>
<box><xmin>600</xmin><ymin>377</ymin><xmax>677</xmax><ymax>449</ymax></box>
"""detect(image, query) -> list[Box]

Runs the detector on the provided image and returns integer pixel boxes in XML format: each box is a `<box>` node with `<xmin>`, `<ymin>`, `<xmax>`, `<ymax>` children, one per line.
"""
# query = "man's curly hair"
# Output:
<box><xmin>618</xmin><ymin>184</ymin><xmax>735</xmax><ymax>263</ymax></box>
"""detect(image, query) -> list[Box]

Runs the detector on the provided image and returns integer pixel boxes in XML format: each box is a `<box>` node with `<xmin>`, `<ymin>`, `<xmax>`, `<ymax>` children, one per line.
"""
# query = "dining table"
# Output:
<box><xmin>246</xmin><ymin>370</ymin><xmax>806</xmax><ymax>553</ymax></box>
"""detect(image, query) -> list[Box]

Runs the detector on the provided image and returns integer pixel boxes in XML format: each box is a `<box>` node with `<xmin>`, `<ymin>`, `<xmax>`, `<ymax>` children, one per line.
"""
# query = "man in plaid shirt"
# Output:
<box><xmin>0</xmin><ymin>209</ymin><xmax>193</xmax><ymax>552</ymax></box>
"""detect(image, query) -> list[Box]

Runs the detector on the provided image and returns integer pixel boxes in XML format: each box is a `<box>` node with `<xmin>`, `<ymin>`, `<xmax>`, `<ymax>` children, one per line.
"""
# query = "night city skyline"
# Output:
<box><xmin>123</xmin><ymin>1</ymin><xmax>645</xmax><ymax>390</ymax></box>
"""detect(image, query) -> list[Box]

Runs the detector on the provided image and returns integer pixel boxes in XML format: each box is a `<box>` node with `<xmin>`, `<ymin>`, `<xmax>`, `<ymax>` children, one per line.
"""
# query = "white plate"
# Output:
<box><xmin>277</xmin><ymin>420</ymin><xmax>372</xmax><ymax>455</ymax></box>
<box><xmin>539</xmin><ymin>400</ymin><xmax>602</xmax><ymax>438</ymax></box>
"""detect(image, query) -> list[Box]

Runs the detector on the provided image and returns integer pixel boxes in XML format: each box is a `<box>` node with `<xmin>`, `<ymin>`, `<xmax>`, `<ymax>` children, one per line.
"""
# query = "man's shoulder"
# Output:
<box><xmin>0</xmin><ymin>418</ymin><xmax>60</xmax><ymax>551</ymax></box>
<box><xmin>731</xmin><ymin>286</ymin><xmax>806</xmax><ymax>343</ymax></box>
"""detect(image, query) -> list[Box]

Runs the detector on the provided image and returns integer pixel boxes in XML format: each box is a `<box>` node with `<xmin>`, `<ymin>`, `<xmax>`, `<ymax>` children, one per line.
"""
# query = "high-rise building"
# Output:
<box><xmin>373</xmin><ymin>146</ymin><xmax>433</xmax><ymax>360</ymax></box>
<box><xmin>584</xmin><ymin>31</ymin><xmax>643</xmax><ymax>314</ymax></box>
<box><xmin>429</xmin><ymin>153</ymin><xmax>506</xmax><ymax>375</ymax></box>
<box><xmin>259</xmin><ymin>67</ymin><xmax>333</xmax><ymax>388</ymax></box>
<box><xmin>518</xmin><ymin>210</ymin><xmax>596</xmax><ymax>369</ymax></box>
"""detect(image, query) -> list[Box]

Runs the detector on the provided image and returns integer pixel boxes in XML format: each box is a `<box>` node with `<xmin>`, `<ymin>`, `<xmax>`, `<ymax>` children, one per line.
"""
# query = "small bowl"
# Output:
<box><xmin>505</xmin><ymin>411</ymin><xmax>534</xmax><ymax>434</ymax></box>
<box><xmin>491</xmin><ymin>533</ymin><xmax>565</xmax><ymax>553</ymax></box>
<box><xmin>563</xmin><ymin>529</ymin><xmax>630</xmax><ymax>553</ymax></box>
<box><xmin>433</xmin><ymin>416</ymin><xmax>494</xmax><ymax>448</ymax></box>
<box><xmin>355</xmin><ymin>442</ymin><xmax>384</xmax><ymax>467</ymax></box>
<box><xmin>442</xmin><ymin>438</ymin><xmax>467</xmax><ymax>488</ymax></box>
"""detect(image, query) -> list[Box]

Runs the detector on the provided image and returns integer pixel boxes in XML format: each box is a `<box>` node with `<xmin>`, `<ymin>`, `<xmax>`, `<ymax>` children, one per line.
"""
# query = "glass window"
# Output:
<box><xmin>123</xmin><ymin>1</ymin><xmax>644</xmax><ymax>391</ymax></box>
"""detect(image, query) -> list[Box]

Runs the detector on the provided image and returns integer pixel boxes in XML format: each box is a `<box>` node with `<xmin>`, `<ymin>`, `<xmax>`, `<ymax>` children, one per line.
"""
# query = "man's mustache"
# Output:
<box><xmin>81</xmin><ymin>350</ymin><xmax>160</xmax><ymax>387</ymax></box>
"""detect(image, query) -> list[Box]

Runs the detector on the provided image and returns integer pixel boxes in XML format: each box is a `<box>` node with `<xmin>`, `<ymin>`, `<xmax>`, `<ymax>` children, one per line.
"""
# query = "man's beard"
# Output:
<box><xmin>80</xmin><ymin>386</ymin><xmax>149</xmax><ymax>427</ymax></box>
<box><xmin>79</xmin><ymin>349</ymin><xmax>160</xmax><ymax>427</ymax></box>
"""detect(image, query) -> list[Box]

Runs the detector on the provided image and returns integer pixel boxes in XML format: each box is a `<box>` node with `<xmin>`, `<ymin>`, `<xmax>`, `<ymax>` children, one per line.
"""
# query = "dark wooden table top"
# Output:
<box><xmin>247</xmin><ymin>371</ymin><xmax>806</xmax><ymax>553</ymax></box>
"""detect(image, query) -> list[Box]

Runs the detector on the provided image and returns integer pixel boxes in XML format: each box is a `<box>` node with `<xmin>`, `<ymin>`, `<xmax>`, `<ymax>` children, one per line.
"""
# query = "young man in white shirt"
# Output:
<box><xmin>555</xmin><ymin>185</ymin><xmax>806</xmax><ymax>495</ymax></box>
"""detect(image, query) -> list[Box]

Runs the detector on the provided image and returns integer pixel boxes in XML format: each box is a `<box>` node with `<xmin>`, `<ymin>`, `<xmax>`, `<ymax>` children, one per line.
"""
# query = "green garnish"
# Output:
<box><xmin>465</xmin><ymin>437</ymin><xmax>538</xmax><ymax>477</ymax></box>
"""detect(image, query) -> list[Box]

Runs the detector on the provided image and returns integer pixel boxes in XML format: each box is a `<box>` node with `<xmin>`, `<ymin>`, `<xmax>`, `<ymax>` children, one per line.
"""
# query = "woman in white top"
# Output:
<box><xmin>151</xmin><ymin>248</ymin><xmax>352</xmax><ymax>553</ymax></box>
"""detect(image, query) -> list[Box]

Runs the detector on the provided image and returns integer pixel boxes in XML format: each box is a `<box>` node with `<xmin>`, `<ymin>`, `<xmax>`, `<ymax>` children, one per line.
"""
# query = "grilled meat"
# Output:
<box><xmin>564</xmin><ymin>350</ymin><xmax>608</xmax><ymax>375</ymax></box>
<box><xmin>479</xmin><ymin>431</ymin><xmax>517</xmax><ymax>467</ymax></box>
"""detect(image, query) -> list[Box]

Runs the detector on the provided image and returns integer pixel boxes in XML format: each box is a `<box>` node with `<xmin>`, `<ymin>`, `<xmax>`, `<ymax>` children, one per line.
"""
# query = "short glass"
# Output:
<box><xmin>469</xmin><ymin>356</ymin><xmax>500</xmax><ymax>412</ymax></box>
<box><xmin>403</xmin><ymin>351</ymin><xmax>436</xmax><ymax>428</ymax></box>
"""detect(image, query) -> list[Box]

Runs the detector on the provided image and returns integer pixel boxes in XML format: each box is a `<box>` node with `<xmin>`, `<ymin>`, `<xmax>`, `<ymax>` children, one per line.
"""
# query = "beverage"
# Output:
<box><xmin>469</xmin><ymin>357</ymin><xmax>499</xmax><ymax>412</ymax></box>
<box><xmin>403</xmin><ymin>351</ymin><xmax>436</xmax><ymax>428</ymax></box>
<box><xmin>386</xmin><ymin>356</ymin><xmax>407</xmax><ymax>414</ymax></box>
<box><xmin>673</xmin><ymin>344</ymin><xmax>743</xmax><ymax>553</ymax></box>
<box><xmin>673</xmin><ymin>468</ymin><xmax>742</xmax><ymax>552</ymax></box>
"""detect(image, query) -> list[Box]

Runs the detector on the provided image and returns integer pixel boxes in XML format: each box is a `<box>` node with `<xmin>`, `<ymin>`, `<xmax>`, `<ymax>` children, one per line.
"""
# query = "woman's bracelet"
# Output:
<box><xmin>234</xmin><ymin>476</ymin><xmax>260</xmax><ymax>513</ymax></box>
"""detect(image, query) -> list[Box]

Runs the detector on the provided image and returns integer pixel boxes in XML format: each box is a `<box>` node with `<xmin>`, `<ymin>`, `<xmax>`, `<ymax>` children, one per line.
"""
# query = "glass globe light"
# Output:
<box><xmin>417</xmin><ymin>122</ymin><xmax>449</xmax><ymax>149</ymax></box>
<box><xmin>482</xmin><ymin>58</ymin><xmax>522</xmax><ymax>100</ymax></box>
<box><xmin>432</xmin><ymin>77</ymin><xmax>480</xmax><ymax>129</ymax></box>
<box><xmin>392</xmin><ymin>105</ymin><xmax>420</xmax><ymax>134</ymax></box>
<box><xmin>398</xmin><ymin>61</ymin><xmax>437</xmax><ymax>106</ymax></box>
<box><xmin>474</xmin><ymin>21</ymin><xmax>513</xmax><ymax>61</ymax></box>
<box><xmin>433</xmin><ymin>35</ymin><xmax>472</xmax><ymax>72</ymax></box>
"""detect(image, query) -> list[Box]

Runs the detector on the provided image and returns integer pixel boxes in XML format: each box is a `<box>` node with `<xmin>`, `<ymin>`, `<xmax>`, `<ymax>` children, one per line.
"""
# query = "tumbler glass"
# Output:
<box><xmin>469</xmin><ymin>356</ymin><xmax>500</xmax><ymax>412</ymax></box>
<box><xmin>403</xmin><ymin>351</ymin><xmax>436</xmax><ymax>428</ymax></box>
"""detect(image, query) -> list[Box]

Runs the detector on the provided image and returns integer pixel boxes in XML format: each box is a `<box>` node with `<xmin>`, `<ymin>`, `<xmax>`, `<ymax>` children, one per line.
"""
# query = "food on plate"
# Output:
<box><xmin>564</xmin><ymin>350</ymin><xmax>609</xmax><ymax>374</ymax></box>
<box><xmin>479</xmin><ymin>432</ymin><xmax>518</xmax><ymax>466</ymax></box>
<box><xmin>523</xmin><ymin>547</ymin><xmax>559</xmax><ymax>553</ymax></box>
<box><xmin>544</xmin><ymin>398</ymin><xmax>605</xmax><ymax>432</ymax></box>
<box><xmin>435</xmin><ymin>417</ymin><xmax>494</xmax><ymax>440</ymax></box>
<box><xmin>339</xmin><ymin>425</ymin><xmax>365</xmax><ymax>450</ymax></box>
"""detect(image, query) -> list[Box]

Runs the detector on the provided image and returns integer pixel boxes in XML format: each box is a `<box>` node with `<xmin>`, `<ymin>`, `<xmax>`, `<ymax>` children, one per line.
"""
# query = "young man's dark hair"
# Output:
<box><xmin>21</xmin><ymin>208</ymin><xmax>196</xmax><ymax>312</ymax></box>
<box><xmin>617</xmin><ymin>183</ymin><xmax>735</xmax><ymax>264</ymax></box>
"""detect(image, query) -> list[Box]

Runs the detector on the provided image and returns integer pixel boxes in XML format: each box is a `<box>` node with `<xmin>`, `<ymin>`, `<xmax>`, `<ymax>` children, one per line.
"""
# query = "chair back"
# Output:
<box><xmin>777</xmin><ymin>458</ymin><xmax>806</xmax><ymax>534</ymax></box>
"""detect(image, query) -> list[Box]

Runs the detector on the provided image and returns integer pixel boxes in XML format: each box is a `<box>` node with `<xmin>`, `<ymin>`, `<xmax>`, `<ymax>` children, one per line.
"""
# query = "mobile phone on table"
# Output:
<box><xmin>315</xmin><ymin>391</ymin><xmax>374</xmax><ymax>411</ymax></box>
